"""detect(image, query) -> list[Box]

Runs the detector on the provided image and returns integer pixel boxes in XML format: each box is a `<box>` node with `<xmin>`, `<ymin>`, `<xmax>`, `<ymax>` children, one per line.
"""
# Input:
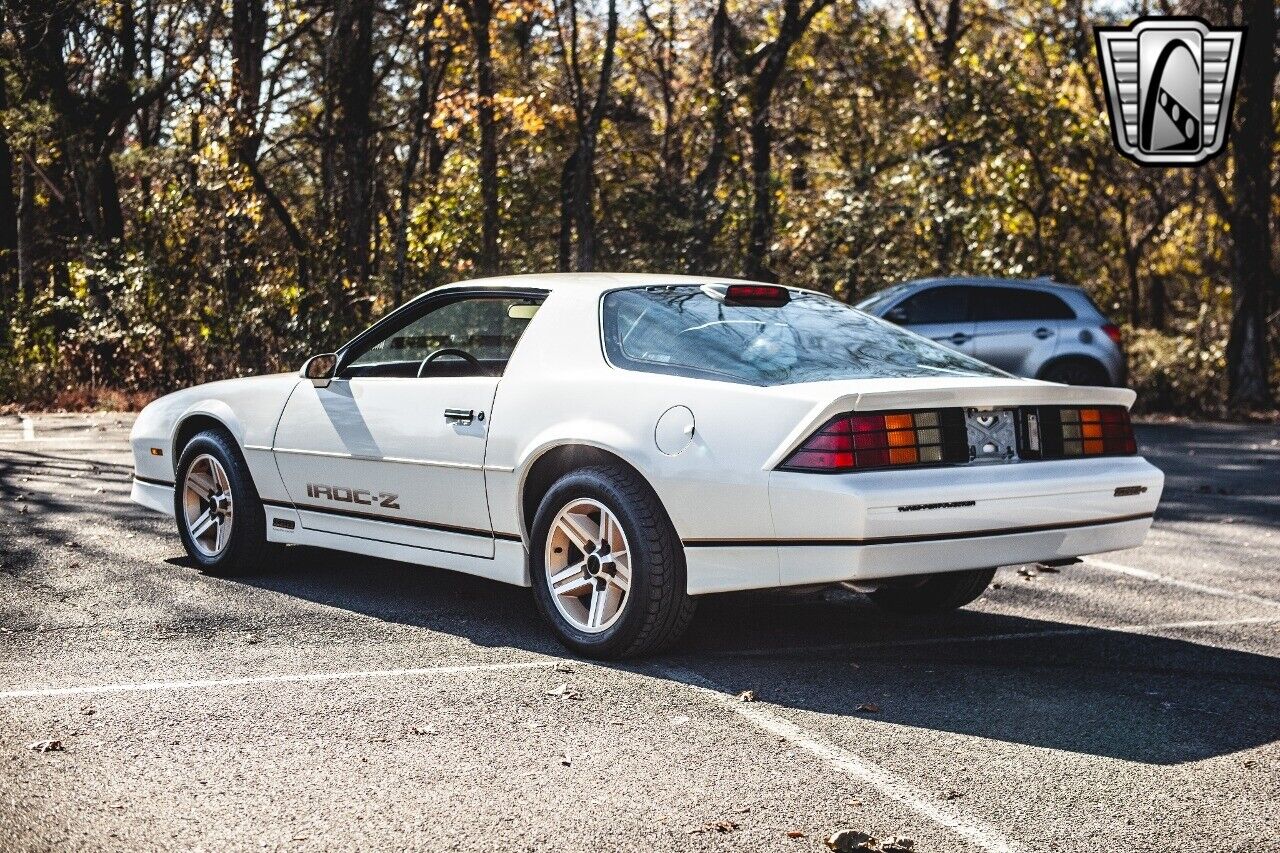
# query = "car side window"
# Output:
<box><xmin>972</xmin><ymin>288</ymin><xmax>1075</xmax><ymax>322</ymax></box>
<box><xmin>342</xmin><ymin>295</ymin><xmax>542</xmax><ymax>379</ymax></box>
<box><xmin>892</xmin><ymin>286</ymin><xmax>971</xmax><ymax>325</ymax></box>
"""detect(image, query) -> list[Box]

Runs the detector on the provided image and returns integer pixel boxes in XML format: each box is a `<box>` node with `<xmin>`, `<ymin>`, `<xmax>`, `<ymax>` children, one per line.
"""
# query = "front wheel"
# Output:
<box><xmin>174</xmin><ymin>430</ymin><xmax>273</xmax><ymax>577</ymax></box>
<box><xmin>864</xmin><ymin>567</ymin><xmax>996</xmax><ymax>614</ymax></box>
<box><xmin>530</xmin><ymin>465</ymin><xmax>696</xmax><ymax>659</ymax></box>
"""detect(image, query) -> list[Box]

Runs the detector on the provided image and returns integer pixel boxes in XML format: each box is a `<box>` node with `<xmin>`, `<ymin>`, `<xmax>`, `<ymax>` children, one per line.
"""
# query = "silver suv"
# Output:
<box><xmin>855</xmin><ymin>277</ymin><xmax>1126</xmax><ymax>386</ymax></box>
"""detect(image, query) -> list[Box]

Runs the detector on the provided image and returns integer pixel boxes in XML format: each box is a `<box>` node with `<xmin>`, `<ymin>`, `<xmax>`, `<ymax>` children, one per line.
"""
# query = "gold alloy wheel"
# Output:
<box><xmin>544</xmin><ymin>498</ymin><xmax>632</xmax><ymax>633</ymax></box>
<box><xmin>182</xmin><ymin>453</ymin><xmax>234</xmax><ymax>558</ymax></box>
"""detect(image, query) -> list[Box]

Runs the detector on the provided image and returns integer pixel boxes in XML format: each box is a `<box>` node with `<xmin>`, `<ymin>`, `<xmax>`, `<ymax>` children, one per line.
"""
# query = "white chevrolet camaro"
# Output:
<box><xmin>131</xmin><ymin>273</ymin><xmax>1164</xmax><ymax>658</ymax></box>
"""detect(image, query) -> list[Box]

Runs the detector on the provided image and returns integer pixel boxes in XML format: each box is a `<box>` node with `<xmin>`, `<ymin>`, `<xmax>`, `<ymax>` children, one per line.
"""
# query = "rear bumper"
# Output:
<box><xmin>682</xmin><ymin>456</ymin><xmax>1162</xmax><ymax>594</ymax></box>
<box><xmin>683</xmin><ymin>514</ymin><xmax>1152</xmax><ymax>594</ymax></box>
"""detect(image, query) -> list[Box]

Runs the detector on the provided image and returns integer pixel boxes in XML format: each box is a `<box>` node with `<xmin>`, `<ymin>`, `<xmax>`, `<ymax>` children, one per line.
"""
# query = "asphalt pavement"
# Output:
<box><xmin>0</xmin><ymin>412</ymin><xmax>1277</xmax><ymax>852</ymax></box>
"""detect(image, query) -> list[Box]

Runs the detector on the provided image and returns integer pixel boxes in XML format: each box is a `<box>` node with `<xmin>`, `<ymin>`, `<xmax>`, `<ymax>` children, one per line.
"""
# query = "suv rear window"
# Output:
<box><xmin>601</xmin><ymin>286</ymin><xmax>1006</xmax><ymax>386</ymax></box>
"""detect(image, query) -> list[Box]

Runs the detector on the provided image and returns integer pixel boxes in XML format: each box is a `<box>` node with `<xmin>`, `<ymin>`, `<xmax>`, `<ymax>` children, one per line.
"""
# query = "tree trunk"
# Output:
<box><xmin>570</xmin><ymin>0</ymin><xmax>618</xmax><ymax>272</ymax></box>
<box><xmin>466</xmin><ymin>0</ymin><xmax>501</xmax><ymax>276</ymax></box>
<box><xmin>686</xmin><ymin>0</ymin><xmax>732</xmax><ymax>273</ymax></box>
<box><xmin>1148</xmin><ymin>277</ymin><xmax>1165</xmax><ymax>332</ymax></box>
<box><xmin>742</xmin><ymin>0</ymin><xmax>832</xmax><ymax>281</ymax></box>
<box><xmin>557</xmin><ymin>150</ymin><xmax>576</xmax><ymax>272</ymax></box>
<box><xmin>16</xmin><ymin>159</ymin><xmax>35</xmax><ymax>305</ymax></box>
<box><xmin>744</xmin><ymin>74</ymin><xmax>779</xmax><ymax>281</ymax></box>
<box><xmin>0</xmin><ymin>80</ymin><xmax>17</xmax><ymax>307</ymax></box>
<box><xmin>327</xmin><ymin>0</ymin><xmax>377</xmax><ymax>311</ymax></box>
<box><xmin>1224</xmin><ymin>0</ymin><xmax>1274</xmax><ymax>409</ymax></box>
<box><xmin>1124</xmin><ymin>246</ymin><xmax>1141</xmax><ymax>328</ymax></box>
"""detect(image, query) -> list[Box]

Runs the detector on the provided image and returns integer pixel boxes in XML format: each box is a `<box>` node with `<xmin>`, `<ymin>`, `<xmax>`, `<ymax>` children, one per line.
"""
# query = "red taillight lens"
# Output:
<box><xmin>780</xmin><ymin>410</ymin><xmax>965</xmax><ymax>472</ymax></box>
<box><xmin>1101</xmin><ymin>324</ymin><xmax>1122</xmax><ymax>345</ymax></box>
<box><xmin>1034</xmin><ymin>405</ymin><xmax>1135</xmax><ymax>457</ymax></box>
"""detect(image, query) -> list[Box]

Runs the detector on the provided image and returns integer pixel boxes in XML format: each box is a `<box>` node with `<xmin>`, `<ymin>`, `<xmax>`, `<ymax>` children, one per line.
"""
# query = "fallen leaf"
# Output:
<box><xmin>942</xmin><ymin>788</ymin><xmax>963</xmax><ymax>800</ymax></box>
<box><xmin>786</xmin><ymin>830</ymin><xmax>808</xmax><ymax>839</ymax></box>
<box><xmin>842</xmin><ymin>797</ymin><xmax>863</xmax><ymax>807</ymax></box>
<box><xmin>559</xmin><ymin>751</ymin><xmax>572</xmax><ymax>767</ymax></box>
<box><xmin>409</xmin><ymin>725</ymin><xmax>437</xmax><ymax>736</ymax></box>
<box><xmin>1036</xmin><ymin>564</ymin><xmax>1060</xmax><ymax>574</ymax></box>
<box><xmin>553</xmin><ymin>662</ymin><xmax>574</xmax><ymax>673</ymax></box>
<box><xmin>854</xmin><ymin>702</ymin><xmax>880</xmax><ymax>713</ymax></box>
<box><xmin>1017</xmin><ymin>566</ymin><xmax>1036</xmax><ymax>579</ymax></box>
<box><xmin>28</xmin><ymin>739</ymin><xmax>63</xmax><ymax>753</ymax></box>
<box><xmin>737</xmin><ymin>690</ymin><xmax>757</xmax><ymax>702</ymax></box>
<box><xmin>824</xmin><ymin>829</ymin><xmax>875</xmax><ymax>851</ymax></box>
<box><xmin>690</xmin><ymin>820</ymin><xmax>739</xmax><ymax>835</ymax></box>
<box><xmin>80</xmin><ymin>706</ymin><xmax>95</xmax><ymax>716</ymax></box>
<box><xmin>990</xmin><ymin>582</ymin><xmax>1003</xmax><ymax>589</ymax></box>
<box><xmin>545</xmin><ymin>683</ymin><xmax>582</xmax><ymax>700</ymax></box>
<box><xmin>881</xmin><ymin>836</ymin><xmax>916</xmax><ymax>852</ymax></box>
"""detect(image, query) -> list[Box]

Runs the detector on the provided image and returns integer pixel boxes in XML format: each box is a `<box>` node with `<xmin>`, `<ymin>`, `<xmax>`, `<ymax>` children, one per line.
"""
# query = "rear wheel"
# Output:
<box><xmin>174</xmin><ymin>430</ymin><xmax>273</xmax><ymax>577</ymax></box>
<box><xmin>530</xmin><ymin>464</ymin><xmax>696</xmax><ymax>659</ymax></box>
<box><xmin>864</xmin><ymin>567</ymin><xmax>996</xmax><ymax>614</ymax></box>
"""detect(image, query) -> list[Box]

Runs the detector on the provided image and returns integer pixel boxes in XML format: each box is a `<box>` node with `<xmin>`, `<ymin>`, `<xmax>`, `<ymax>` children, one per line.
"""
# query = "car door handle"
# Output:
<box><xmin>443</xmin><ymin>408</ymin><xmax>475</xmax><ymax>424</ymax></box>
<box><xmin>949</xmin><ymin>332</ymin><xmax>972</xmax><ymax>344</ymax></box>
<box><xmin>1034</xmin><ymin>327</ymin><xmax>1054</xmax><ymax>339</ymax></box>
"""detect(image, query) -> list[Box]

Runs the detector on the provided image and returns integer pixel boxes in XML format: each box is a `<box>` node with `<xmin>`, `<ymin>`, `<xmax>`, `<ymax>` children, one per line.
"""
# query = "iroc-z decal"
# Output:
<box><xmin>305</xmin><ymin>483</ymin><xmax>400</xmax><ymax>509</ymax></box>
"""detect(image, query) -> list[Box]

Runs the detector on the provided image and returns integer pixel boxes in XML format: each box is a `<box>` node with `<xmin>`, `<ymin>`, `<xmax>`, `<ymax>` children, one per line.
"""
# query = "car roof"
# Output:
<box><xmin>898</xmin><ymin>276</ymin><xmax>1081</xmax><ymax>293</ymax></box>
<box><xmin>429</xmin><ymin>272</ymin><xmax>774</xmax><ymax>296</ymax></box>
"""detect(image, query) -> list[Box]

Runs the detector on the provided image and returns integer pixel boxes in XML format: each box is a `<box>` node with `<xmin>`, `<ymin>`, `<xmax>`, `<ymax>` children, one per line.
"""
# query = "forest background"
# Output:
<box><xmin>0</xmin><ymin>0</ymin><xmax>1276</xmax><ymax>416</ymax></box>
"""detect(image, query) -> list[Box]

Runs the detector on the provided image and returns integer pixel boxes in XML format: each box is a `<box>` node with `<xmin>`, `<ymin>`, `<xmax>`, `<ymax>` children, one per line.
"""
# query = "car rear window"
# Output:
<box><xmin>601</xmin><ymin>286</ymin><xmax>1007</xmax><ymax>386</ymax></box>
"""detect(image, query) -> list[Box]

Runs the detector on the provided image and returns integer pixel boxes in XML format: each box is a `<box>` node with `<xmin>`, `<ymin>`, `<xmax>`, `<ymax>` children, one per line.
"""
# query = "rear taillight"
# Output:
<box><xmin>1101</xmin><ymin>324</ymin><xmax>1123</xmax><ymax>345</ymax></box>
<box><xmin>1025</xmin><ymin>406</ymin><xmax>1136</xmax><ymax>458</ymax></box>
<box><xmin>780</xmin><ymin>409</ymin><xmax>967</xmax><ymax>472</ymax></box>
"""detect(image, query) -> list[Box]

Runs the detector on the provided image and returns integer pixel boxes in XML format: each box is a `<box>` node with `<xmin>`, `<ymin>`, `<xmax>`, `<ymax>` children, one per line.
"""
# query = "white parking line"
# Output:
<box><xmin>715</xmin><ymin>615</ymin><xmax>1280</xmax><ymax>658</ymax></box>
<box><xmin>20</xmin><ymin>415</ymin><xmax>35</xmax><ymax>441</ymax></box>
<box><xmin>661</xmin><ymin>665</ymin><xmax>1027</xmax><ymax>853</ymax></box>
<box><xmin>0</xmin><ymin>660</ymin><xmax>557</xmax><ymax>699</ymax></box>
<box><xmin>1085</xmin><ymin>557</ymin><xmax>1280</xmax><ymax>609</ymax></box>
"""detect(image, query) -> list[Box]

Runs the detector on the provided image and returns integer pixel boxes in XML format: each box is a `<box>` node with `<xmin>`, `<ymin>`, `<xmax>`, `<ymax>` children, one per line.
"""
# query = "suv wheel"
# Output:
<box><xmin>530</xmin><ymin>464</ymin><xmax>696</xmax><ymax>659</ymax></box>
<box><xmin>1040</xmin><ymin>358</ymin><xmax>1111</xmax><ymax>386</ymax></box>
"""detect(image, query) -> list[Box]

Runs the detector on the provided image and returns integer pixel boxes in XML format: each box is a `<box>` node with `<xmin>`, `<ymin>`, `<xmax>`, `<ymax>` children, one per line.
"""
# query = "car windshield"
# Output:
<box><xmin>601</xmin><ymin>285</ymin><xmax>1007</xmax><ymax>386</ymax></box>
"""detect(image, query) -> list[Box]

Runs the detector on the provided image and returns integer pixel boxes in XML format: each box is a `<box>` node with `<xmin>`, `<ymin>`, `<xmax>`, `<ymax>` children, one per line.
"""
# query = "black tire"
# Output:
<box><xmin>529</xmin><ymin>464</ymin><xmax>696</xmax><ymax>659</ymax></box>
<box><xmin>174</xmin><ymin>429</ymin><xmax>273</xmax><ymax>577</ymax></box>
<box><xmin>1039</xmin><ymin>358</ymin><xmax>1111</xmax><ymax>386</ymax></box>
<box><xmin>865</xmin><ymin>567</ymin><xmax>996</xmax><ymax>614</ymax></box>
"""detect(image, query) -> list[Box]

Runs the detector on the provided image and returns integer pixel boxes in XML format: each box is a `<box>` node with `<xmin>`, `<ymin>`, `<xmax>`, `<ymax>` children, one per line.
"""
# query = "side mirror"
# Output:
<box><xmin>301</xmin><ymin>353</ymin><xmax>337</xmax><ymax>388</ymax></box>
<box><xmin>884</xmin><ymin>307</ymin><xmax>909</xmax><ymax>325</ymax></box>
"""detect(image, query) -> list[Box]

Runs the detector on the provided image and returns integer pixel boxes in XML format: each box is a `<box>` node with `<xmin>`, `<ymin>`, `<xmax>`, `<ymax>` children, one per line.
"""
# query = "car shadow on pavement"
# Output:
<box><xmin>229</xmin><ymin>544</ymin><xmax>1280</xmax><ymax>768</ymax></box>
<box><xmin>1135</xmin><ymin>422</ymin><xmax>1280</xmax><ymax>528</ymax></box>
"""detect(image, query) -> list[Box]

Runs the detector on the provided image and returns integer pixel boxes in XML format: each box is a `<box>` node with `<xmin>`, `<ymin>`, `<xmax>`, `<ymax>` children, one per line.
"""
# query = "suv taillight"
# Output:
<box><xmin>779</xmin><ymin>409</ymin><xmax>968</xmax><ymax>472</ymax></box>
<box><xmin>1023</xmin><ymin>406</ymin><xmax>1136</xmax><ymax>458</ymax></box>
<box><xmin>1101</xmin><ymin>324</ymin><xmax>1123</xmax><ymax>345</ymax></box>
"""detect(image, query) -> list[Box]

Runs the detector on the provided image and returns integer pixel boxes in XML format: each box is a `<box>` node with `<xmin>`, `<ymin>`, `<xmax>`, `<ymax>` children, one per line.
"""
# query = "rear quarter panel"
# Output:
<box><xmin>486</xmin><ymin>287</ymin><xmax>824</xmax><ymax>547</ymax></box>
